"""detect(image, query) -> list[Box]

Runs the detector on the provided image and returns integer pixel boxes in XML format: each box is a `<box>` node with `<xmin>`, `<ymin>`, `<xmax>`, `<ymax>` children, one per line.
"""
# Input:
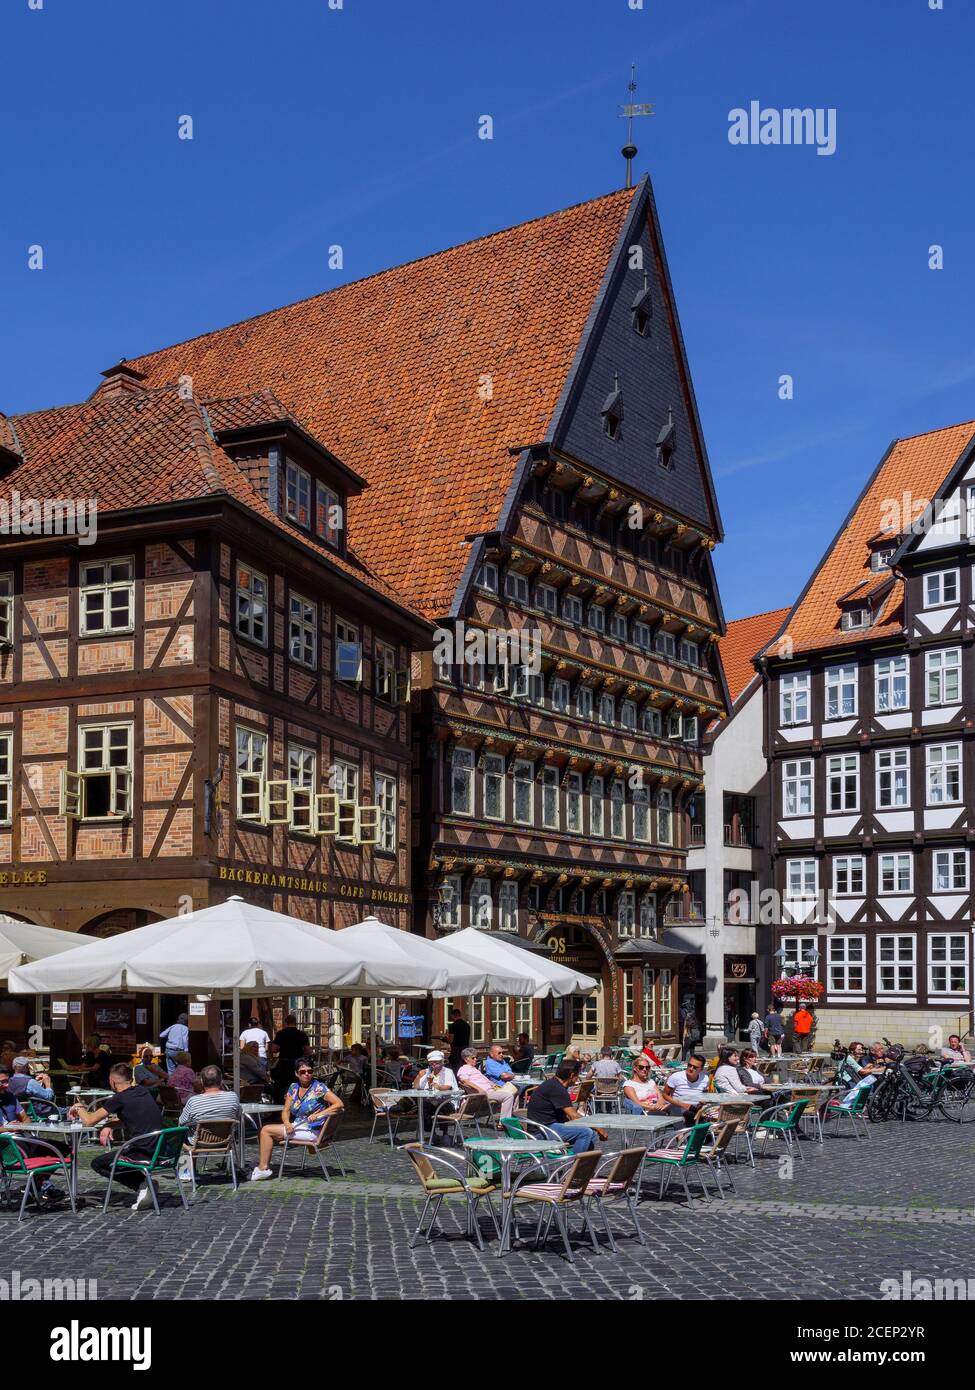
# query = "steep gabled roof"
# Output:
<box><xmin>758</xmin><ymin>420</ymin><xmax>975</xmax><ymax>659</ymax></box>
<box><xmin>719</xmin><ymin>607</ymin><xmax>791</xmax><ymax>704</ymax></box>
<box><xmin>126</xmin><ymin>187</ymin><xmax>640</xmax><ymax>617</ymax></box>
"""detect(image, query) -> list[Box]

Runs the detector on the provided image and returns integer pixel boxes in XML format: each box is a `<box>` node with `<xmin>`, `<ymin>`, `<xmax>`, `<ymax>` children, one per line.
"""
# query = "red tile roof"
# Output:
<box><xmin>125</xmin><ymin>187</ymin><xmax>638</xmax><ymax>617</ymax></box>
<box><xmin>719</xmin><ymin>607</ymin><xmax>792</xmax><ymax>704</ymax></box>
<box><xmin>759</xmin><ymin>420</ymin><xmax>975</xmax><ymax>658</ymax></box>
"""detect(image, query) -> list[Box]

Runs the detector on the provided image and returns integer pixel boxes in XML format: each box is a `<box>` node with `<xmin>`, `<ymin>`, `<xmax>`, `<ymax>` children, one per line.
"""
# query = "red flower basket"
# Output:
<box><xmin>770</xmin><ymin>976</ymin><xmax>824</xmax><ymax>1003</ymax></box>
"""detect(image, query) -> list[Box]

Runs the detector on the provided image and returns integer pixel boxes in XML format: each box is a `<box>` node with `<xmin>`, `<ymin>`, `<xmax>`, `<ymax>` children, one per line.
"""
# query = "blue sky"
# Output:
<box><xmin>2</xmin><ymin>0</ymin><xmax>972</xmax><ymax>621</ymax></box>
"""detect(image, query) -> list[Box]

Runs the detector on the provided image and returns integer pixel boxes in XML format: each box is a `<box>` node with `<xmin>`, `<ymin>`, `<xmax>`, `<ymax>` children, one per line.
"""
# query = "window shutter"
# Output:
<box><xmin>355</xmin><ymin>805</ymin><xmax>381</xmax><ymax>846</ymax></box>
<box><xmin>59</xmin><ymin>769</ymin><xmax>81</xmax><ymax>819</ymax></box>
<box><xmin>314</xmin><ymin>793</ymin><xmax>340</xmax><ymax>837</ymax></box>
<box><xmin>263</xmin><ymin>779</ymin><xmax>291</xmax><ymax>825</ymax></box>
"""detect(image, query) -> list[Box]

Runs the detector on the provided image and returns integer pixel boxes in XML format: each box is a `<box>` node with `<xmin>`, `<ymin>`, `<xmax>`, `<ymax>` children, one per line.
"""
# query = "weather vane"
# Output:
<box><xmin>619</xmin><ymin>63</ymin><xmax>654</xmax><ymax>189</ymax></box>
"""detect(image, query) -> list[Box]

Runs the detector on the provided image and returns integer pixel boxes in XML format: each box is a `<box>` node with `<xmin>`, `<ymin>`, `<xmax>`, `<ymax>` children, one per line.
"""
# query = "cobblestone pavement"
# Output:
<box><xmin>2</xmin><ymin>1111</ymin><xmax>974</xmax><ymax>1301</ymax></box>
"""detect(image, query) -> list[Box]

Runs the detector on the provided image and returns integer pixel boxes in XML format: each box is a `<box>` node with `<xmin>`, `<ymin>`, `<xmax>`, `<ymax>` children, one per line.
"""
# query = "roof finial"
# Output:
<box><xmin>619</xmin><ymin>63</ymin><xmax>654</xmax><ymax>189</ymax></box>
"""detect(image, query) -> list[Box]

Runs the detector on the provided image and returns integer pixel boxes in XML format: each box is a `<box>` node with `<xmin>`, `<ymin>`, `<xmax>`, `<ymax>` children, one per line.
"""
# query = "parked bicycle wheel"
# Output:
<box><xmin>939</xmin><ymin>1072</ymin><xmax>975</xmax><ymax>1123</ymax></box>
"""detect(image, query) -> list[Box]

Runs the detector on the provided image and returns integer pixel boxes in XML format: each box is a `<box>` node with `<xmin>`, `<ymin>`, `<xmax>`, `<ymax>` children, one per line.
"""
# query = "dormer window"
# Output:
<box><xmin>477</xmin><ymin>561</ymin><xmax>499</xmax><ymax>594</ymax></box>
<box><xmin>870</xmin><ymin>549</ymin><xmax>893</xmax><ymax>573</ymax></box>
<box><xmin>631</xmin><ymin>274</ymin><xmax>652</xmax><ymax>336</ymax></box>
<box><xmin>841</xmin><ymin>608</ymin><xmax>869</xmax><ymax>631</ymax></box>
<box><xmin>601</xmin><ymin>374</ymin><xmax>623</xmax><ymax>441</ymax></box>
<box><xmin>656</xmin><ymin>409</ymin><xmax>676</xmax><ymax>470</ymax></box>
<box><xmin>286</xmin><ymin>462</ymin><xmax>311</xmax><ymax>528</ymax></box>
<box><xmin>315</xmin><ymin>481</ymin><xmax>342</xmax><ymax>548</ymax></box>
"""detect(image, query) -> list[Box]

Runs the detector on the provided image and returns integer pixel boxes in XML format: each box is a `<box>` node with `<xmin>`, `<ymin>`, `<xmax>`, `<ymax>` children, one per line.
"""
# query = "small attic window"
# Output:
<box><xmin>870</xmin><ymin>548</ymin><xmax>893</xmax><ymax>572</ymax></box>
<box><xmin>601</xmin><ymin>374</ymin><xmax>623</xmax><ymax>441</ymax></box>
<box><xmin>656</xmin><ymin>409</ymin><xmax>676</xmax><ymax>470</ymax></box>
<box><xmin>631</xmin><ymin>275</ymin><xmax>652</xmax><ymax>337</ymax></box>
<box><xmin>841</xmin><ymin>608</ymin><xmax>870</xmax><ymax>631</ymax></box>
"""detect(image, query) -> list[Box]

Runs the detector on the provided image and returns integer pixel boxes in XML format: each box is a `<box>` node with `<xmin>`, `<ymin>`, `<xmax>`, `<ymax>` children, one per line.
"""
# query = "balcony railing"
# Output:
<box><xmin>723</xmin><ymin>824</ymin><xmax>754</xmax><ymax>848</ymax></box>
<box><xmin>663</xmin><ymin>899</ymin><xmax>706</xmax><ymax>926</ymax></box>
<box><xmin>689</xmin><ymin>824</ymin><xmax>705</xmax><ymax>845</ymax></box>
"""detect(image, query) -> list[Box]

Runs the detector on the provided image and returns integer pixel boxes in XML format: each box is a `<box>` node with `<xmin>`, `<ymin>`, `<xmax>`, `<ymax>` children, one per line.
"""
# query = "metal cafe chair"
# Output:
<box><xmin>181</xmin><ymin>1119</ymin><xmax>239</xmax><ymax>1194</ymax></box>
<box><xmin>0</xmin><ymin>1132</ymin><xmax>77</xmax><ymax>1222</ymax></box>
<box><xmin>101</xmin><ymin>1127</ymin><xmax>191</xmax><ymax>1214</ymax></box>
<box><xmin>277</xmin><ymin>1110</ymin><xmax>346</xmax><ymax>1181</ymax></box>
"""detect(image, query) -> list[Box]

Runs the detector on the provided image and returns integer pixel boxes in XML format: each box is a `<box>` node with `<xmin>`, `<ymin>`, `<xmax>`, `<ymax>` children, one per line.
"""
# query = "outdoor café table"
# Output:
<box><xmin>580</xmin><ymin>1112</ymin><xmax>683</xmax><ymax>1144</ymax></box>
<box><xmin>1</xmin><ymin>1120</ymin><xmax>89</xmax><ymax>1204</ymax></box>
<box><xmin>463</xmin><ymin>1135</ymin><xmax>568</xmax><ymax>1254</ymax></box>
<box><xmin>65</xmin><ymin>1088</ymin><xmax>113</xmax><ymax>1104</ymax></box>
<box><xmin>238</xmin><ymin>1102</ymin><xmax>282</xmax><ymax>1165</ymax></box>
<box><xmin>383</xmin><ymin>1089</ymin><xmax>464</xmax><ymax>1147</ymax></box>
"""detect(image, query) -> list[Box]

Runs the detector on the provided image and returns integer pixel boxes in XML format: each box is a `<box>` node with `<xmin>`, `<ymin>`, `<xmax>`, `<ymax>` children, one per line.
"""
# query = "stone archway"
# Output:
<box><xmin>79</xmin><ymin>908</ymin><xmax>164</xmax><ymax>939</ymax></box>
<box><xmin>532</xmin><ymin>917</ymin><xmax>620</xmax><ymax>1047</ymax></box>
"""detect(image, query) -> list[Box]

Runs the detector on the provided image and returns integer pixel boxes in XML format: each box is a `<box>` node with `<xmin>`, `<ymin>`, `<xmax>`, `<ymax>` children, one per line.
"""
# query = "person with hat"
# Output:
<box><xmin>414</xmin><ymin>1050</ymin><xmax>458</xmax><ymax>1140</ymax></box>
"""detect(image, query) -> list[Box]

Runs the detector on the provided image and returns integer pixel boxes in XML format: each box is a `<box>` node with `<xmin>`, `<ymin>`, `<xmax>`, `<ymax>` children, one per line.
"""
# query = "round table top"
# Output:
<box><xmin>2</xmin><ymin>1120</ymin><xmax>86</xmax><ymax>1134</ymax></box>
<box><xmin>585</xmin><ymin>1113</ymin><xmax>681</xmax><ymax>1130</ymax></box>
<box><xmin>240</xmin><ymin>1102</ymin><xmax>282</xmax><ymax>1114</ymax></box>
<box><xmin>464</xmin><ymin>1137</ymin><xmax>567</xmax><ymax>1154</ymax></box>
<box><xmin>386</xmin><ymin>1088</ymin><xmax>463</xmax><ymax>1100</ymax></box>
<box><xmin>66</xmin><ymin>1087</ymin><xmax>113</xmax><ymax>1098</ymax></box>
<box><xmin>702</xmin><ymin>1094</ymin><xmax>758</xmax><ymax>1105</ymax></box>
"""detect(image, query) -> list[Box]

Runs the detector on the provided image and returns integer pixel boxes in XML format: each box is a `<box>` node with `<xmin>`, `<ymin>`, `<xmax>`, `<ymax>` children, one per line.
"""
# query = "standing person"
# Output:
<box><xmin>441</xmin><ymin>1009</ymin><xmax>470</xmax><ymax>1073</ymax></box>
<box><xmin>792</xmin><ymin>1005</ymin><xmax>814</xmax><ymax>1054</ymax></box>
<box><xmin>270</xmin><ymin>1014</ymin><xmax>310</xmax><ymax>1103</ymax></box>
<box><xmin>68</xmin><ymin>1064</ymin><xmax>165</xmax><ymax>1211</ymax></box>
<box><xmin>747</xmin><ymin>1012</ymin><xmax>765</xmax><ymax>1055</ymax></box>
<box><xmin>160</xmin><ymin>1013</ymin><xmax>189</xmax><ymax>1074</ymax></box>
<box><xmin>239</xmin><ymin>1016</ymin><xmax>271</xmax><ymax>1062</ymax></box>
<box><xmin>681</xmin><ymin>1010</ymin><xmax>701</xmax><ymax>1061</ymax></box>
<box><xmin>525</xmin><ymin>1062</ymin><xmax>607</xmax><ymax>1153</ymax></box>
<box><xmin>764</xmin><ymin>1004</ymin><xmax>785</xmax><ymax>1059</ymax></box>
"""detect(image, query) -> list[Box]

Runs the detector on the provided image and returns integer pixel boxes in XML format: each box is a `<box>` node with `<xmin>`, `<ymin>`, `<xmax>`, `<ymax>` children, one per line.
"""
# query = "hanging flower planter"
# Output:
<box><xmin>770</xmin><ymin>976</ymin><xmax>824</xmax><ymax>1003</ymax></box>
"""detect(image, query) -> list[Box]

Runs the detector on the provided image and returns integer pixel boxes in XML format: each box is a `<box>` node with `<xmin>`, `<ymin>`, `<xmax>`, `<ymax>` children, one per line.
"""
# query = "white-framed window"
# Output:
<box><xmin>633</xmin><ymin>622</ymin><xmax>651</xmax><ymax>652</ymax></box>
<box><xmin>832</xmin><ymin>855</ymin><xmax>865</xmax><ymax>897</ymax></box>
<box><xmin>610</xmin><ymin>612</ymin><xmax>628</xmax><ymax>642</ymax></box>
<box><xmin>780</xmin><ymin>672</ymin><xmax>809</xmax><ymax>726</ymax></box>
<box><xmin>288</xmin><ymin>593</ymin><xmax>317</xmax><ymax>669</ymax></box>
<box><xmin>80</xmin><ymin>557</ymin><xmax>134</xmax><ymax>637</ymax></box>
<box><xmin>576</xmin><ymin>686</ymin><xmax>593</xmax><ymax>719</ymax></box>
<box><xmin>440</xmin><ymin>875</ymin><xmax>462</xmax><ymax>930</ymax></box>
<box><xmin>639</xmin><ymin>895</ymin><xmax>656</xmax><ymax>935</ymax></box>
<box><xmin>529</xmin><ymin>672</ymin><xmax>545</xmax><ymax>704</ymax></box>
<box><xmin>825</xmin><ymin>664</ymin><xmax>857</xmax><ymax>720</ymax></box>
<box><xmin>375</xmin><ymin>772</ymin><xmax>397</xmax><ymax>852</ymax></box>
<box><xmin>667</xmin><ymin>712</ymin><xmax>682</xmax><ymax>741</ymax></box>
<box><xmin>0</xmin><ymin>732</ymin><xmax>10</xmax><ymax>826</ymax></box>
<box><xmin>929</xmin><ymin>934</ymin><xmax>969</xmax><ymax>995</ymax></box>
<box><xmin>633</xmin><ymin>786</ymin><xmax>649</xmax><ymax>841</ymax></box>
<box><xmin>588</xmin><ymin>604</ymin><xmax>605</xmax><ymax>634</ymax></box>
<box><xmin>590</xmin><ymin>776</ymin><xmax>604</xmax><ymax>837</ymax></box>
<box><xmin>315</xmin><ymin>481</ymin><xmax>342</xmax><ymax>548</ymax></box>
<box><xmin>879</xmin><ymin>852</ymin><xmax>912</xmax><ymax>894</ymax></box>
<box><xmin>477</xmin><ymin>561</ymin><xmax>499</xmax><ymax>593</ymax></box>
<box><xmin>926</xmin><ymin>647</ymin><xmax>961</xmax><ymax>706</ymax></box>
<box><xmin>620</xmin><ymin>699</ymin><xmax>637</xmax><ymax>731</ymax></box>
<box><xmin>375</xmin><ymin>640</ymin><xmax>407</xmax><ymax>702</ymax></box>
<box><xmin>875</xmin><ymin>656</ymin><xmax>908</xmax><ymax>712</ymax></box>
<box><xmin>0</xmin><ymin>574</ymin><xmax>12</xmax><ymax>648</ymax></box>
<box><xmin>235</xmin><ymin>727</ymin><xmax>267</xmax><ymax>822</ymax></box>
<box><xmin>471</xmin><ymin>879</ymin><xmax>492</xmax><ymax>930</ymax></box>
<box><xmin>610</xmin><ymin>779</ymin><xmax>625</xmax><ymax>839</ymax></box>
<box><xmin>535</xmin><ymin>582</ymin><xmax>557</xmax><ymax>615</ymax></box>
<box><xmin>680</xmin><ymin>639</ymin><xmax>699</xmax><ymax>668</ymax></box>
<box><xmin>598</xmin><ymin>692</ymin><xmax>615</xmax><ymax>725</ymax></box>
<box><xmin>504</xmin><ymin>571</ymin><xmax>530</xmax><ymax>604</ymax></box>
<box><xmin>641</xmin><ymin>706</ymin><xmax>662</xmax><ymax>737</ymax></box>
<box><xmin>285</xmin><ymin>461</ymin><xmax>311</xmax><ymax>527</ymax></box>
<box><xmin>934</xmin><ymin>849</ymin><xmax>968</xmax><ymax>891</ymax></box>
<box><xmin>683</xmin><ymin>716</ymin><xmax>699</xmax><ymax>744</ymax></box>
<box><xmin>783</xmin><ymin>758</ymin><xmax>814</xmax><ymax>816</ymax></box>
<box><xmin>870</xmin><ymin>548</ymin><xmax>893</xmax><ymax>572</ymax></box>
<box><xmin>469</xmin><ymin>996</ymin><xmax>485</xmax><ymax>1044</ymax></box>
<box><xmin>660</xmin><ymin>968</ymin><xmax>673</xmax><ymax>1033</ymax></box>
<box><xmin>542</xmin><ymin>767</ymin><xmax>560</xmax><ymax>829</ymax></box>
<box><xmin>826</xmin><ymin>753</ymin><xmax>859</xmax><ymax>812</ymax></box>
<box><xmin>335</xmin><ymin>618</ymin><xmax>362</xmax><ymax>683</ymax></box>
<box><xmin>781</xmin><ymin>935</ymin><xmax>818</xmax><ymax>973</ymax></box>
<box><xmin>286</xmin><ymin>744</ymin><xmax>316</xmax><ymax>833</ymax></box>
<box><xmin>562</xmin><ymin>593</ymin><xmax>583</xmax><ymax>625</ymax></box>
<box><xmin>841</xmin><ymin>607</ymin><xmax>870</xmax><ymax>631</ymax></box>
<box><xmin>927</xmin><ymin>742</ymin><xmax>962</xmax><ymax>804</ymax></box>
<box><xmin>924</xmin><ymin>569</ymin><xmax>959</xmax><ymax>608</ymax></box>
<box><xmin>784</xmin><ymin>859</ymin><xmax>817</xmax><ymax>902</ymax></box>
<box><xmin>566</xmin><ymin>771</ymin><xmax>583</xmax><ymax>833</ymax></box>
<box><xmin>450</xmin><ymin>748</ymin><xmax>475</xmax><ymax>816</ymax></box>
<box><xmin>656</xmin><ymin>787</ymin><xmax>672</xmax><ymax>845</ymax></box>
<box><xmin>510</xmin><ymin>664</ymin><xmax>529</xmax><ymax>700</ymax></box>
<box><xmin>74</xmin><ymin>723</ymin><xmax>133</xmax><ymax>820</ymax></box>
<box><xmin>333</xmin><ymin>761</ymin><xmax>359</xmax><ymax>843</ymax></box>
<box><xmin>642</xmin><ymin>968</ymin><xmax>657</xmax><ymax>1035</ymax></box>
<box><xmin>498</xmin><ymin>881</ymin><xmax>519</xmax><ymax>933</ymax></box>
<box><xmin>828</xmin><ymin>936</ymin><xmax>865</xmax><ymax>994</ymax></box>
<box><xmin>876</xmin><ymin>748</ymin><xmax>910</xmax><ymax>808</ymax></box>
<box><xmin>513</xmin><ymin>760</ymin><xmax>533</xmax><ymax>825</ymax></box>
<box><xmin>484</xmin><ymin>754</ymin><xmax>505</xmax><ymax>820</ymax></box>
<box><xmin>623</xmin><ymin>973</ymin><xmax>635</xmax><ymax>1029</ymax></box>
<box><xmin>618</xmin><ymin>890</ymin><xmax>636</xmax><ymax>937</ymax></box>
<box><xmin>551</xmin><ymin>678</ymin><xmax>570</xmax><ymax>714</ymax></box>
<box><xmin>877</xmin><ymin>935</ymin><xmax>916</xmax><ymax>994</ymax></box>
<box><xmin>514</xmin><ymin>998</ymin><xmax>532</xmax><ymax>1036</ymax></box>
<box><xmin>655</xmin><ymin>631</ymin><xmax>676</xmax><ymax>660</ymax></box>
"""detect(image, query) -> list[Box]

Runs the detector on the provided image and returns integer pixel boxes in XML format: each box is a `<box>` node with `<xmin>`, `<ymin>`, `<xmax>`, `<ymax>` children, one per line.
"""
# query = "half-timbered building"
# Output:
<box><xmin>757</xmin><ymin>419</ymin><xmax>975</xmax><ymax>1047</ymax></box>
<box><xmin>118</xmin><ymin>178</ymin><xmax>729</xmax><ymax>1051</ymax></box>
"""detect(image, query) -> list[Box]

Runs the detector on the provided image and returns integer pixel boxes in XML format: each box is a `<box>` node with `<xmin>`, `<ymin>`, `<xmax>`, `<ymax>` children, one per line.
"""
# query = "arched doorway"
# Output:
<box><xmin>535</xmin><ymin>921</ymin><xmax>615</xmax><ymax>1050</ymax></box>
<box><xmin>74</xmin><ymin>909</ymin><xmax>168</xmax><ymax>1064</ymax></box>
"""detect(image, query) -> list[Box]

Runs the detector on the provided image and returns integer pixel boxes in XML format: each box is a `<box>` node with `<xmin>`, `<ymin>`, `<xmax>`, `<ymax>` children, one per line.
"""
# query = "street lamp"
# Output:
<box><xmin>432</xmin><ymin>880</ymin><xmax>455</xmax><ymax>931</ymax></box>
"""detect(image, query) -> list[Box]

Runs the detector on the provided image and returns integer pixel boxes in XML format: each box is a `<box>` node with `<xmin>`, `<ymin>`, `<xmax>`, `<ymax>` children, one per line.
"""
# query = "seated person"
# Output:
<box><xmin>251</xmin><ymin>1062</ymin><xmax>342</xmax><ymax>1181</ymax></box>
<box><xmin>714</xmin><ymin>1046</ymin><xmax>763</xmax><ymax>1095</ymax></box>
<box><xmin>660</xmin><ymin>1054</ymin><xmax>710</xmax><ymax>1125</ymax></box>
<box><xmin>177</xmin><ymin>1064</ymin><xmax>241</xmax><ymax>1179</ymax></box>
<box><xmin>6</xmin><ymin>1059</ymin><xmax>56</xmax><ymax>1104</ymax></box>
<box><xmin>167</xmin><ymin>1052</ymin><xmax>198</xmax><ymax>1103</ymax></box>
<box><xmin>942</xmin><ymin>1034</ymin><xmax>972</xmax><ymax>1065</ymax></box>
<box><xmin>133</xmin><ymin>1047</ymin><xmax>166</xmax><ymax>1088</ymax></box>
<box><xmin>68</xmin><ymin>1063</ymin><xmax>165</xmax><ymax>1210</ymax></box>
<box><xmin>592</xmin><ymin>1047</ymin><xmax>623</xmax><ymax>1081</ymax></box>
<box><xmin>0</xmin><ymin>1068</ymin><xmax>24</xmax><ymax>1125</ymax></box>
<box><xmin>381</xmin><ymin>1047</ymin><xmax>406</xmax><ymax>1087</ymax></box>
<box><xmin>0</xmin><ymin>1067</ymin><xmax>69</xmax><ymax>1202</ymax></box>
<box><xmin>512</xmin><ymin>1034</ymin><xmax>535</xmax><ymax>1073</ymax></box>
<box><xmin>738</xmin><ymin>1049</ymin><xmax>766</xmax><ymax>1087</ymax></box>
<box><xmin>457</xmin><ymin>1047</ymin><xmax>516</xmax><ymax>1119</ymax></box>
<box><xmin>525</xmin><ymin>1063</ymin><xmax>607</xmax><ymax>1153</ymax></box>
<box><xmin>413</xmin><ymin>1050</ymin><xmax>459</xmax><ymax>1135</ymax></box>
<box><xmin>238</xmin><ymin>1040</ymin><xmax>268</xmax><ymax>1088</ymax></box>
<box><xmin>622</xmin><ymin>1057</ymin><xmax>669</xmax><ymax>1114</ymax></box>
<box><xmin>483</xmin><ymin>1043</ymin><xmax>517</xmax><ymax>1090</ymax></box>
<box><xmin>82</xmin><ymin>1037</ymin><xmax>113</xmax><ymax>1088</ymax></box>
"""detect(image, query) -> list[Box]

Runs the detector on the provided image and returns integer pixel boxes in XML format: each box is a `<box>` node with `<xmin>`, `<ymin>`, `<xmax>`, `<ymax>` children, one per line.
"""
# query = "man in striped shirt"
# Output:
<box><xmin>178</xmin><ymin>1065</ymin><xmax>241</xmax><ymax>1145</ymax></box>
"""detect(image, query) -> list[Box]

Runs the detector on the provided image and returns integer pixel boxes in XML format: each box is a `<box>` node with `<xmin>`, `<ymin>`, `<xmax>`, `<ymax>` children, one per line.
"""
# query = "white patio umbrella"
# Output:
<box><xmin>434</xmin><ymin>927</ymin><xmax>598</xmax><ymax>998</ymax></box>
<box><xmin>0</xmin><ymin>918</ymin><xmax>99</xmax><ymax>980</ymax></box>
<box><xmin>9</xmin><ymin>897</ymin><xmax>450</xmax><ymax>1094</ymax></box>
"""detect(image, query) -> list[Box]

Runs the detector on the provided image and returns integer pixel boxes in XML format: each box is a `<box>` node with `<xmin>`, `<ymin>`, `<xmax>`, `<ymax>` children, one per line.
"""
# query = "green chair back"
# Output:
<box><xmin>0</xmin><ymin>1132</ymin><xmax>25</xmax><ymax>1172</ymax></box>
<box><xmin>675</xmin><ymin>1122</ymin><xmax>711</xmax><ymax>1165</ymax></box>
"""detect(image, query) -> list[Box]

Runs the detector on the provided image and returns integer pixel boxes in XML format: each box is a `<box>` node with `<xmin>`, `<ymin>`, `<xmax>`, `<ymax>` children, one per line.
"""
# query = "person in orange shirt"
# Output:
<box><xmin>792</xmin><ymin>1006</ymin><xmax>814</xmax><ymax>1053</ymax></box>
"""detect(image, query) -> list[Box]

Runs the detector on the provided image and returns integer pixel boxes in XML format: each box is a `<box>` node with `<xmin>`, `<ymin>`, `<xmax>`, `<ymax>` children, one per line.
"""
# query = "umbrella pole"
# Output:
<box><xmin>233</xmin><ymin>987</ymin><xmax>240</xmax><ymax>1096</ymax></box>
<box><xmin>370</xmin><ymin>998</ymin><xmax>378</xmax><ymax>1090</ymax></box>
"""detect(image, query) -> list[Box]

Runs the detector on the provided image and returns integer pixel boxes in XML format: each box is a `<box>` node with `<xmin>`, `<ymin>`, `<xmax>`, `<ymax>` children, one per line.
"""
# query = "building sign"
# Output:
<box><xmin>0</xmin><ymin>868</ymin><xmax>49</xmax><ymax>887</ymax></box>
<box><xmin>217</xmin><ymin>863</ymin><xmax>411</xmax><ymax>906</ymax></box>
<box><xmin>725</xmin><ymin>955</ymin><xmax>755</xmax><ymax>980</ymax></box>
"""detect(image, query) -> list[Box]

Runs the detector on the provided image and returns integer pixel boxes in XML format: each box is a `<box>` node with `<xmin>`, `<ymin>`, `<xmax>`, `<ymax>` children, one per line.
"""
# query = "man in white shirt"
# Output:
<box><xmin>414</xmin><ymin>1050</ymin><xmax>458</xmax><ymax>1139</ymax></box>
<box><xmin>239</xmin><ymin>1017</ymin><xmax>271</xmax><ymax>1061</ymax></box>
<box><xmin>457</xmin><ymin>1047</ymin><xmax>516</xmax><ymax>1118</ymax></box>
<box><xmin>942</xmin><ymin>1035</ymin><xmax>972</xmax><ymax>1064</ymax></box>
<box><xmin>660</xmin><ymin>1054</ymin><xmax>709</xmax><ymax>1125</ymax></box>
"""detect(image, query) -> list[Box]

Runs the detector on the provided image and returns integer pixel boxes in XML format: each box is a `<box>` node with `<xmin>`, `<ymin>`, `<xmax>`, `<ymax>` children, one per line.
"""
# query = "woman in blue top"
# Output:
<box><xmin>251</xmin><ymin>1062</ymin><xmax>343</xmax><ymax>1181</ymax></box>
